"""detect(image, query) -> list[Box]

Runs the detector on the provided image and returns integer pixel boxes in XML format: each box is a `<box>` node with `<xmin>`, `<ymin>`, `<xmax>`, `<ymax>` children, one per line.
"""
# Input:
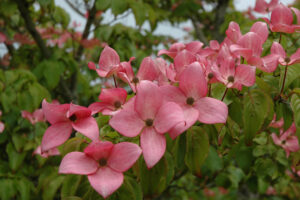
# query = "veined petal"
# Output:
<box><xmin>259</xmin><ymin>54</ymin><xmax>279</xmax><ymax>72</ymax></box>
<box><xmin>250</xmin><ymin>22</ymin><xmax>269</xmax><ymax>43</ymax></box>
<box><xmin>109</xmin><ymin>97</ymin><xmax>144</xmax><ymax>137</ymax></box>
<box><xmin>88</xmin><ymin>102</ymin><xmax>113</xmax><ymax>115</ymax></box>
<box><xmin>41</xmin><ymin>122</ymin><xmax>72</xmax><ymax>152</ymax></box>
<box><xmin>271</xmin><ymin>24</ymin><xmax>295</xmax><ymax>33</ymax></box>
<box><xmin>160</xmin><ymin>85</ymin><xmax>186</xmax><ymax>105</ymax></box>
<box><xmin>137</xmin><ymin>57</ymin><xmax>159</xmax><ymax>81</ymax></box>
<box><xmin>271</xmin><ymin>42</ymin><xmax>286</xmax><ymax>58</ymax></box>
<box><xmin>84</xmin><ymin>141</ymin><xmax>114</xmax><ymax>160</ymax></box>
<box><xmin>108</xmin><ymin>142</ymin><xmax>142</xmax><ymax>172</ymax></box>
<box><xmin>88</xmin><ymin>167</ymin><xmax>124</xmax><ymax>199</ymax></box>
<box><xmin>185</xmin><ymin>41</ymin><xmax>204</xmax><ymax>54</ymax></box>
<box><xmin>72</xmin><ymin>116</ymin><xmax>99</xmax><ymax>141</ymax></box>
<box><xmin>235</xmin><ymin>64</ymin><xmax>256</xmax><ymax>87</ymax></box>
<box><xmin>59</xmin><ymin>152</ymin><xmax>98</xmax><ymax>175</ymax></box>
<box><xmin>290</xmin><ymin>48</ymin><xmax>300</xmax><ymax>65</ymax></box>
<box><xmin>271</xmin><ymin>133</ymin><xmax>281</xmax><ymax>146</ymax></box>
<box><xmin>68</xmin><ymin>103</ymin><xmax>91</xmax><ymax>119</ymax></box>
<box><xmin>154</xmin><ymin>102</ymin><xmax>184</xmax><ymax>134</ymax></box>
<box><xmin>42</xmin><ymin>99</ymin><xmax>69</xmax><ymax>124</ymax></box>
<box><xmin>99</xmin><ymin>88</ymin><xmax>127</xmax><ymax>105</ymax></box>
<box><xmin>271</xmin><ymin>3</ymin><xmax>293</xmax><ymax>25</ymax></box>
<box><xmin>226</xmin><ymin>21</ymin><xmax>242</xmax><ymax>43</ymax></box>
<box><xmin>195</xmin><ymin>97</ymin><xmax>228</xmax><ymax>124</ymax></box>
<box><xmin>237</xmin><ymin>32</ymin><xmax>263</xmax><ymax>57</ymax></box>
<box><xmin>98</xmin><ymin>46</ymin><xmax>120</xmax><ymax>77</ymax></box>
<box><xmin>174</xmin><ymin>50</ymin><xmax>197</xmax><ymax>75</ymax></box>
<box><xmin>141</xmin><ymin>127</ymin><xmax>166</xmax><ymax>168</ymax></box>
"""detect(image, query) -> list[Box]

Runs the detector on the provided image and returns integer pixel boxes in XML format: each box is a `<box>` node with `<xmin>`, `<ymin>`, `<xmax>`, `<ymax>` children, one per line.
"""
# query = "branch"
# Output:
<box><xmin>212</xmin><ymin>0</ymin><xmax>230</xmax><ymax>42</ymax></box>
<box><xmin>191</xmin><ymin>16</ymin><xmax>208</xmax><ymax>45</ymax></box>
<box><xmin>65</xmin><ymin>0</ymin><xmax>85</xmax><ymax>18</ymax></box>
<box><xmin>14</xmin><ymin>0</ymin><xmax>50</xmax><ymax>59</ymax></box>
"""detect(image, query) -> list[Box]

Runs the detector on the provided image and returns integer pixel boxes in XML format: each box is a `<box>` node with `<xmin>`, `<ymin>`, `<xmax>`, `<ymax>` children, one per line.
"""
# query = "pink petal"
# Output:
<box><xmin>68</xmin><ymin>103</ymin><xmax>91</xmax><ymax>119</ymax></box>
<box><xmin>32</xmin><ymin>109</ymin><xmax>45</xmax><ymax>123</ymax></box>
<box><xmin>270</xmin><ymin>24</ymin><xmax>295</xmax><ymax>33</ymax></box>
<box><xmin>88</xmin><ymin>62</ymin><xmax>97</xmax><ymax>70</ymax></box>
<box><xmin>174</xmin><ymin>50</ymin><xmax>197</xmax><ymax>75</ymax></box>
<box><xmin>59</xmin><ymin>152</ymin><xmax>98</xmax><ymax>175</ymax></box>
<box><xmin>135</xmin><ymin>80</ymin><xmax>162</xmax><ymax>120</ymax></box>
<box><xmin>157</xmin><ymin>42</ymin><xmax>185</xmax><ymax>58</ymax></box>
<box><xmin>154</xmin><ymin>102</ymin><xmax>184</xmax><ymax>134</ymax></box>
<box><xmin>254</xmin><ymin>0</ymin><xmax>268</xmax><ymax>13</ymax></box>
<box><xmin>179</xmin><ymin>62</ymin><xmax>207</xmax><ymax>99</ymax></box>
<box><xmin>290</xmin><ymin>48</ymin><xmax>300</xmax><ymax>65</ymax></box>
<box><xmin>88</xmin><ymin>167</ymin><xmax>124</xmax><ymax>198</ymax></box>
<box><xmin>229</xmin><ymin>44</ymin><xmax>253</xmax><ymax>60</ymax></box>
<box><xmin>108</xmin><ymin>142</ymin><xmax>142</xmax><ymax>172</ymax></box>
<box><xmin>0</xmin><ymin>122</ymin><xmax>4</xmax><ymax>133</ymax></box>
<box><xmin>237</xmin><ymin>32</ymin><xmax>263</xmax><ymax>57</ymax></box>
<box><xmin>88</xmin><ymin>102</ymin><xmax>113</xmax><ymax>115</ymax></box>
<box><xmin>225</xmin><ymin>21</ymin><xmax>242</xmax><ymax>43</ymax></box>
<box><xmin>98</xmin><ymin>46</ymin><xmax>120</xmax><ymax>77</ymax></box>
<box><xmin>109</xmin><ymin>97</ymin><xmax>144</xmax><ymax>137</ymax></box>
<box><xmin>140</xmin><ymin>127</ymin><xmax>166</xmax><ymax>168</ymax></box>
<box><xmin>235</xmin><ymin>64</ymin><xmax>256</xmax><ymax>87</ymax></box>
<box><xmin>259</xmin><ymin>54</ymin><xmax>279</xmax><ymax>72</ymax></box>
<box><xmin>168</xmin><ymin>106</ymin><xmax>199</xmax><ymax>139</ymax></box>
<box><xmin>42</xmin><ymin>99</ymin><xmax>69</xmax><ymax>124</ymax></box>
<box><xmin>210</xmin><ymin>40</ymin><xmax>220</xmax><ymax>50</ymax></box>
<box><xmin>271</xmin><ymin>3</ymin><xmax>293</xmax><ymax>26</ymax></box>
<box><xmin>84</xmin><ymin>141</ymin><xmax>114</xmax><ymax>160</ymax></box>
<box><xmin>160</xmin><ymin>85</ymin><xmax>186</xmax><ymax>105</ymax></box>
<box><xmin>72</xmin><ymin>116</ymin><xmax>99</xmax><ymax>141</ymax></box>
<box><xmin>271</xmin><ymin>133</ymin><xmax>282</xmax><ymax>146</ymax></box>
<box><xmin>41</xmin><ymin>122</ymin><xmax>73</xmax><ymax>151</ymax></box>
<box><xmin>271</xmin><ymin>42</ymin><xmax>286</xmax><ymax>58</ymax></box>
<box><xmin>195</xmin><ymin>97</ymin><xmax>228</xmax><ymax>124</ymax></box>
<box><xmin>250</xmin><ymin>22</ymin><xmax>269</xmax><ymax>43</ymax></box>
<box><xmin>185</xmin><ymin>41</ymin><xmax>204</xmax><ymax>54</ymax></box>
<box><xmin>285</xmin><ymin>136</ymin><xmax>300</xmax><ymax>152</ymax></box>
<box><xmin>137</xmin><ymin>57</ymin><xmax>159</xmax><ymax>81</ymax></box>
<box><xmin>292</xmin><ymin>7</ymin><xmax>300</xmax><ymax>25</ymax></box>
<box><xmin>99</xmin><ymin>88</ymin><xmax>127</xmax><ymax>105</ymax></box>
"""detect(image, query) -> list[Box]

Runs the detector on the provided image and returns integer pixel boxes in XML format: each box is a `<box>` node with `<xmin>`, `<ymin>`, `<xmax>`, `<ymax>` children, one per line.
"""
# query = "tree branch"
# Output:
<box><xmin>191</xmin><ymin>16</ymin><xmax>208</xmax><ymax>45</ymax></box>
<box><xmin>65</xmin><ymin>0</ymin><xmax>85</xmax><ymax>18</ymax></box>
<box><xmin>14</xmin><ymin>0</ymin><xmax>50</xmax><ymax>59</ymax></box>
<box><xmin>212</xmin><ymin>0</ymin><xmax>230</xmax><ymax>42</ymax></box>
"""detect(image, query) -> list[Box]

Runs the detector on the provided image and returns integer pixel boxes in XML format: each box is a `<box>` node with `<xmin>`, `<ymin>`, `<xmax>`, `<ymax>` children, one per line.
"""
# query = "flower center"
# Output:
<box><xmin>132</xmin><ymin>77</ymin><xmax>139</xmax><ymax>84</ymax></box>
<box><xmin>186</xmin><ymin>97</ymin><xmax>195</xmax><ymax>105</ymax></box>
<box><xmin>227</xmin><ymin>75</ymin><xmax>234</xmax><ymax>83</ymax></box>
<box><xmin>145</xmin><ymin>119</ymin><xmax>153</xmax><ymax>127</ymax></box>
<box><xmin>281</xmin><ymin>140</ymin><xmax>286</xmax><ymax>145</ymax></box>
<box><xmin>208</xmin><ymin>72</ymin><xmax>214</xmax><ymax>79</ymax></box>
<box><xmin>99</xmin><ymin>158</ymin><xmax>107</xmax><ymax>166</ymax></box>
<box><xmin>284</xmin><ymin>57</ymin><xmax>290</xmax><ymax>63</ymax></box>
<box><xmin>69</xmin><ymin>114</ymin><xmax>77</xmax><ymax>122</ymax></box>
<box><xmin>114</xmin><ymin>101</ymin><xmax>121</xmax><ymax>109</ymax></box>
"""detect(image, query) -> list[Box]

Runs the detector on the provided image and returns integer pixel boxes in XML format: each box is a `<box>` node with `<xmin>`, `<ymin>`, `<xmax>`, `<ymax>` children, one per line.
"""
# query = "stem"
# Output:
<box><xmin>113</xmin><ymin>75</ymin><xmax>118</xmax><ymax>88</ymax></box>
<box><xmin>279</xmin><ymin>33</ymin><xmax>282</xmax><ymax>44</ymax></box>
<box><xmin>280</xmin><ymin>64</ymin><xmax>288</xmax><ymax>95</ymax></box>
<box><xmin>241</xmin><ymin>57</ymin><xmax>244</xmax><ymax>64</ymax></box>
<box><xmin>221</xmin><ymin>88</ymin><xmax>228</xmax><ymax>101</ymax></box>
<box><xmin>208</xmin><ymin>83</ymin><xmax>211</xmax><ymax>97</ymax></box>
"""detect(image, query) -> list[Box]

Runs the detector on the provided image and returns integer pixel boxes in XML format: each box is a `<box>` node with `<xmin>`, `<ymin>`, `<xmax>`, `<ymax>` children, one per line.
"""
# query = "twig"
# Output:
<box><xmin>65</xmin><ymin>0</ymin><xmax>85</xmax><ymax>17</ymax></box>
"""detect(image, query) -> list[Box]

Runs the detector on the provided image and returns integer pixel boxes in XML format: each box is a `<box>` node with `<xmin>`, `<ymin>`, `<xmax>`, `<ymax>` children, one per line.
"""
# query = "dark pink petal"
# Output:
<box><xmin>179</xmin><ymin>62</ymin><xmax>207</xmax><ymax>99</ymax></box>
<box><xmin>109</xmin><ymin>97</ymin><xmax>144</xmax><ymax>137</ymax></box>
<box><xmin>135</xmin><ymin>81</ymin><xmax>162</xmax><ymax>120</ymax></box>
<box><xmin>72</xmin><ymin>116</ymin><xmax>99</xmax><ymax>141</ymax></box>
<box><xmin>88</xmin><ymin>102</ymin><xmax>113</xmax><ymax>115</ymax></box>
<box><xmin>285</xmin><ymin>136</ymin><xmax>300</xmax><ymax>152</ymax></box>
<box><xmin>42</xmin><ymin>99</ymin><xmax>69</xmax><ymax>124</ymax></box>
<box><xmin>140</xmin><ymin>127</ymin><xmax>166</xmax><ymax>168</ymax></box>
<box><xmin>174</xmin><ymin>50</ymin><xmax>197</xmax><ymax>75</ymax></box>
<box><xmin>235</xmin><ymin>64</ymin><xmax>256</xmax><ymax>87</ymax></box>
<box><xmin>210</xmin><ymin>40</ymin><xmax>220</xmax><ymax>50</ymax></box>
<box><xmin>98</xmin><ymin>46</ymin><xmax>120</xmax><ymax>77</ymax></box>
<box><xmin>99</xmin><ymin>88</ymin><xmax>127</xmax><ymax>105</ymax></box>
<box><xmin>137</xmin><ymin>57</ymin><xmax>159</xmax><ymax>81</ymax></box>
<box><xmin>68</xmin><ymin>103</ymin><xmax>91</xmax><ymax>119</ymax></box>
<box><xmin>88</xmin><ymin>62</ymin><xmax>97</xmax><ymax>70</ymax></box>
<box><xmin>290</xmin><ymin>48</ymin><xmax>300</xmax><ymax>65</ymax></box>
<box><xmin>41</xmin><ymin>122</ymin><xmax>72</xmax><ymax>151</ymax></box>
<box><xmin>154</xmin><ymin>102</ymin><xmax>184</xmax><ymax>134</ymax></box>
<box><xmin>84</xmin><ymin>141</ymin><xmax>114</xmax><ymax>160</ymax></box>
<box><xmin>254</xmin><ymin>0</ymin><xmax>268</xmax><ymax>13</ymax></box>
<box><xmin>157</xmin><ymin>42</ymin><xmax>185</xmax><ymax>58</ymax></box>
<box><xmin>225</xmin><ymin>21</ymin><xmax>242</xmax><ymax>43</ymax></box>
<box><xmin>108</xmin><ymin>142</ymin><xmax>142</xmax><ymax>172</ymax></box>
<box><xmin>250</xmin><ymin>22</ymin><xmax>269</xmax><ymax>43</ymax></box>
<box><xmin>271</xmin><ymin>3</ymin><xmax>293</xmax><ymax>26</ymax></box>
<box><xmin>271</xmin><ymin>24</ymin><xmax>295</xmax><ymax>33</ymax></box>
<box><xmin>88</xmin><ymin>167</ymin><xmax>124</xmax><ymax>199</ymax></box>
<box><xmin>195</xmin><ymin>97</ymin><xmax>228</xmax><ymax>124</ymax></box>
<box><xmin>168</xmin><ymin>106</ymin><xmax>199</xmax><ymax>139</ymax></box>
<box><xmin>59</xmin><ymin>152</ymin><xmax>98</xmax><ymax>175</ymax></box>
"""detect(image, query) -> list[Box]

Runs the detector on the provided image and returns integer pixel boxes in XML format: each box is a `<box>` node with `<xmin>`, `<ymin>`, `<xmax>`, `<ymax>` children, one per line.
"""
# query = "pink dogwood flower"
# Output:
<box><xmin>271</xmin><ymin>42</ymin><xmax>300</xmax><ymax>66</ymax></box>
<box><xmin>271</xmin><ymin>123</ymin><xmax>299</xmax><ymax>157</ymax></box>
<box><xmin>59</xmin><ymin>141</ymin><xmax>142</xmax><ymax>198</ymax></box>
<box><xmin>0</xmin><ymin>110</ymin><xmax>4</xmax><ymax>133</ymax></box>
<box><xmin>254</xmin><ymin>0</ymin><xmax>278</xmax><ymax>14</ymax></box>
<box><xmin>88</xmin><ymin>88</ymin><xmax>127</xmax><ymax>116</ymax></box>
<box><xmin>33</xmin><ymin>145</ymin><xmax>60</xmax><ymax>158</ymax></box>
<box><xmin>21</xmin><ymin>109</ymin><xmax>45</xmax><ymax>124</ymax></box>
<box><xmin>161</xmin><ymin>62</ymin><xmax>228</xmax><ymax>139</ymax></box>
<box><xmin>109</xmin><ymin>81</ymin><xmax>184</xmax><ymax>168</ymax></box>
<box><xmin>41</xmin><ymin>100</ymin><xmax>99</xmax><ymax>152</ymax></box>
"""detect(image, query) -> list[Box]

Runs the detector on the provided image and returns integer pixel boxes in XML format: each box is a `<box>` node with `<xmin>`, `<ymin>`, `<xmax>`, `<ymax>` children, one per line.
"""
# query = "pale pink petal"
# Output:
<box><xmin>290</xmin><ymin>48</ymin><xmax>300</xmax><ymax>65</ymax></box>
<box><xmin>168</xmin><ymin>106</ymin><xmax>199</xmax><ymax>139</ymax></box>
<box><xmin>109</xmin><ymin>97</ymin><xmax>144</xmax><ymax>137</ymax></box>
<box><xmin>259</xmin><ymin>54</ymin><xmax>279</xmax><ymax>72</ymax></box>
<box><xmin>157</xmin><ymin>42</ymin><xmax>185</xmax><ymax>58</ymax></box>
<box><xmin>42</xmin><ymin>99</ymin><xmax>69</xmax><ymax>124</ymax></box>
<box><xmin>32</xmin><ymin>109</ymin><xmax>45</xmax><ymax>123</ymax></box>
<box><xmin>68</xmin><ymin>103</ymin><xmax>91</xmax><ymax>119</ymax></box>
<box><xmin>88</xmin><ymin>167</ymin><xmax>124</xmax><ymax>198</ymax></box>
<box><xmin>137</xmin><ymin>57</ymin><xmax>159</xmax><ymax>81</ymax></box>
<box><xmin>210</xmin><ymin>40</ymin><xmax>220</xmax><ymax>50</ymax></box>
<box><xmin>108</xmin><ymin>142</ymin><xmax>142</xmax><ymax>172</ymax></box>
<box><xmin>135</xmin><ymin>80</ymin><xmax>162</xmax><ymax>120</ymax></box>
<box><xmin>271</xmin><ymin>3</ymin><xmax>293</xmax><ymax>25</ymax></box>
<box><xmin>59</xmin><ymin>152</ymin><xmax>98</xmax><ymax>175</ymax></box>
<box><xmin>160</xmin><ymin>85</ymin><xmax>186</xmax><ymax>105</ymax></box>
<box><xmin>285</xmin><ymin>136</ymin><xmax>300</xmax><ymax>152</ymax></box>
<box><xmin>271</xmin><ymin>42</ymin><xmax>286</xmax><ymax>58</ymax></box>
<box><xmin>179</xmin><ymin>62</ymin><xmax>207</xmax><ymax>99</ymax></box>
<box><xmin>99</xmin><ymin>88</ymin><xmax>127</xmax><ymax>105</ymax></box>
<box><xmin>271</xmin><ymin>133</ymin><xmax>282</xmax><ymax>146</ymax></box>
<box><xmin>235</xmin><ymin>64</ymin><xmax>256</xmax><ymax>87</ymax></box>
<box><xmin>225</xmin><ymin>21</ymin><xmax>242</xmax><ymax>43</ymax></box>
<box><xmin>185</xmin><ymin>41</ymin><xmax>204</xmax><ymax>53</ymax></box>
<box><xmin>84</xmin><ymin>141</ymin><xmax>114</xmax><ymax>160</ymax></box>
<box><xmin>195</xmin><ymin>97</ymin><xmax>228</xmax><ymax>124</ymax></box>
<box><xmin>41</xmin><ymin>122</ymin><xmax>72</xmax><ymax>151</ymax></box>
<box><xmin>140</xmin><ymin>127</ymin><xmax>166</xmax><ymax>168</ymax></box>
<box><xmin>237</xmin><ymin>32</ymin><xmax>263</xmax><ymax>57</ymax></box>
<box><xmin>229</xmin><ymin>44</ymin><xmax>253</xmax><ymax>60</ymax></box>
<box><xmin>174</xmin><ymin>50</ymin><xmax>197</xmax><ymax>74</ymax></box>
<box><xmin>154</xmin><ymin>102</ymin><xmax>184</xmax><ymax>134</ymax></box>
<box><xmin>250</xmin><ymin>22</ymin><xmax>269</xmax><ymax>43</ymax></box>
<box><xmin>72</xmin><ymin>116</ymin><xmax>99</xmax><ymax>141</ymax></box>
<box><xmin>98</xmin><ymin>46</ymin><xmax>120</xmax><ymax>77</ymax></box>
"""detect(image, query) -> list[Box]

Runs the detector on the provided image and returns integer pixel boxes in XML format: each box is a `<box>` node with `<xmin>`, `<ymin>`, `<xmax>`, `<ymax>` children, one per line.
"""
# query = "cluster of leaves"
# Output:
<box><xmin>0</xmin><ymin>0</ymin><xmax>300</xmax><ymax>199</ymax></box>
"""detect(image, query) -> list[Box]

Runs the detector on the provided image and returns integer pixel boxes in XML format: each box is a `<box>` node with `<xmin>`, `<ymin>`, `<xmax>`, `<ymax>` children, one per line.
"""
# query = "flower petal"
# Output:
<box><xmin>68</xmin><ymin>103</ymin><xmax>91</xmax><ymax>119</ymax></box>
<box><xmin>109</xmin><ymin>97</ymin><xmax>144</xmax><ymax>137</ymax></box>
<box><xmin>59</xmin><ymin>152</ymin><xmax>98</xmax><ymax>175</ymax></box>
<box><xmin>99</xmin><ymin>88</ymin><xmax>127</xmax><ymax>105</ymax></box>
<box><xmin>271</xmin><ymin>42</ymin><xmax>286</xmax><ymax>58</ymax></box>
<box><xmin>88</xmin><ymin>167</ymin><xmax>124</xmax><ymax>199</ymax></box>
<box><xmin>41</xmin><ymin>122</ymin><xmax>72</xmax><ymax>151</ymax></box>
<box><xmin>108</xmin><ymin>142</ymin><xmax>142</xmax><ymax>172</ymax></box>
<box><xmin>194</xmin><ymin>97</ymin><xmax>228</xmax><ymax>124</ymax></box>
<box><xmin>88</xmin><ymin>102</ymin><xmax>113</xmax><ymax>115</ymax></box>
<box><xmin>137</xmin><ymin>57</ymin><xmax>159</xmax><ymax>81</ymax></box>
<box><xmin>235</xmin><ymin>64</ymin><xmax>256</xmax><ymax>87</ymax></box>
<box><xmin>250</xmin><ymin>22</ymin><xmax>269</xmax><ymax>43</ymax></box>
<box><xmin>98</xmin><ymin>46</ymin><xmax>120</xmax><ymax>77</ymax></box>
<box><xmin>42</xmin><ymin>99</ymin><xmax>69</xmax><ymax>124</ymax></box>
<box><xmin>84</xmin><ymin>141</ymin><xmax>114</xmax><ymax>160</ymax></box>
<box><xmin>72</xmin><ymin>116</ymin><xmax>99</xmax><ymax>141</ymax></box>
<box><xmin>140</xmin><ymin>127</ymin><xmax>166</xmax><ymax>168</ymax></box>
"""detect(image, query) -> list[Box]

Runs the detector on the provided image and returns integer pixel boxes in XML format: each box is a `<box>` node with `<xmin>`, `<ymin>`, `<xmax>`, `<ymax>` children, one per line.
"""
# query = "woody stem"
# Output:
<box><xmin>221</xmin><ymin>88</ymin><xmax>228</xmax><ymax>101</ymax></box>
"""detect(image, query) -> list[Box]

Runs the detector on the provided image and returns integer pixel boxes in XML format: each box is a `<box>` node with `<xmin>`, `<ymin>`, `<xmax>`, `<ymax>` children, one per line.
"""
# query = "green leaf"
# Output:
<box><xmin>6</xmin><ymin>143</ymin><xmax>26</xmax><ymax>171</ymax></box>
<box><xmin>117</xmin><ymin>176</ymin><xmax>142</xmax><ymax>200</ymax></box>
<box><xmin>279</xmin><ymin>64</ymin><xmax>300</xmax><ymax>92</ymax></box>
<box><xmin>96</xmin><ymin>0</ymin><xmax>111</xmax><ymax>10</ymax></box>
<box><xmin>60</xmin><ymin>137</ymin><xmax>86</xmax><ymax>157</ymax></box>
<box><xmin>0</xmin><ymin>179</ymin><xmax>18</xmax><ymax>200</ymax></box>
<box><xmin>17</xmin><ymin>178</ymin><xmax>34</xmax><ymax>200</ymax></box>
<box><xmin>185</xmin><ymin>126</ymin><xmax>209</xmax><ymax>176</ymax></box>
<box><xmin>61</xmin><ymin>175</ymin><xmax>82</xmax><ymax>198</ymax></box>
<box><xmin>43</xmin><ymin>60</ymin><xmax>65</xmax><ymax>89</ymax></box>
<box><xmin>42</xmin><ymin>176</ymin><xmax>65</xmax><ymax>200</ymax></box>
<box><xmin>291</xmin><ymin>94</ymin><xmax>300</xmax><ymax>133</ymax></box>
<box><xmin>172</xmin><ymin>133</ymin><xmax>186</xmax><ymax>170</ymax></box>
<box><xmin>131</xmin><ymin>2</ymin><xmax>146</xmax><ymax>27</ymax></box>
<box><xmin>111</xmin><ymin>0</ymin><xmax>128</xmax><ymax>16</ymax></box>
<box><xmin>227</xmin><ymin>166</ymin><xmax>245</xmax><ymax>188</ymax></box>
<box><xmin>201</xmin><ymin>146</ymin><xmax>223</xmax><ymax>175</ymax></box>
<box><xmin>243</xmin><ymin>89</ymin><xmax>273</xmax><ymax>144</ymax></box>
